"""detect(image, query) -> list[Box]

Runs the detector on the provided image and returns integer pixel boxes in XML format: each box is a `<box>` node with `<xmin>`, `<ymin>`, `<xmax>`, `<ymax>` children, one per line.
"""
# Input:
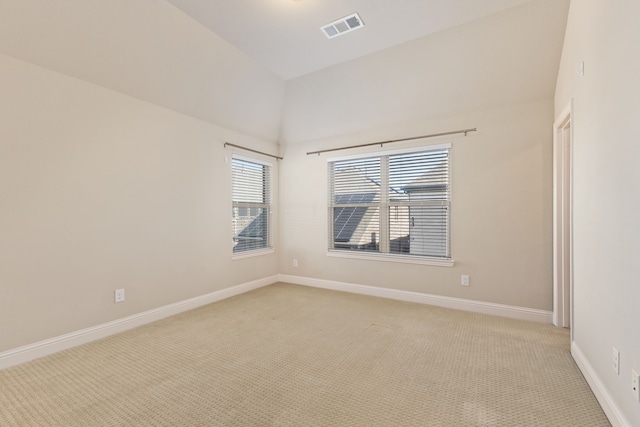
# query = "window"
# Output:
<box><xmin>328</xmin><ymin>144</ymin><xmax>450</xmax><ymax>260</ymax></box>
<box><xmin>232</xmin><ymin>156</ymin><xmax>272</xmax><ymax>254</ymax></box>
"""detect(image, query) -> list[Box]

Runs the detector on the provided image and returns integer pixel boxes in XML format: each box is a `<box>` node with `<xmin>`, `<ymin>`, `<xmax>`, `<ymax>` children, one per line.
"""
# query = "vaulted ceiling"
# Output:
<box><xmin>165</xmin><ymin>0</ymin><xmax>533</xmax><ymax>80</ymax></box>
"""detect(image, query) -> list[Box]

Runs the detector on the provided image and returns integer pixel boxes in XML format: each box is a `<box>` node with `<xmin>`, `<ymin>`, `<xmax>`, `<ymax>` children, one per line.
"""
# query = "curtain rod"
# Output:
<box><xmin>224</xmin><ymin>142</ymin><xmax>283</xmax><ymax>160</ymax></box>
<box><xmin>306</xmin><ymin>128</ymin><xmax>477</xmax><ymax>156</ymax></box>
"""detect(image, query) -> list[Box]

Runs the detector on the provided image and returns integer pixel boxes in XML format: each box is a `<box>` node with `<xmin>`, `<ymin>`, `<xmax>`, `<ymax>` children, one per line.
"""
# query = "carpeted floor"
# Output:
<box><xmin>0</xmin><ymin>282</ymin><xmax>609</xmax><ymax>426</ymax></box>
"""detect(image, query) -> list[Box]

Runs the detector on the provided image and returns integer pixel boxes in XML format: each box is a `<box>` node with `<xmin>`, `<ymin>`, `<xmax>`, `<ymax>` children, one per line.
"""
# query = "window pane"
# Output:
<box><xmin>331</xmin><ymin>157</ymin><xmax>381</xmax><ymax>204</ymax></box>
<box><xmin>388</xmin><ymin>205</ymin><xmax>449</xmax><ymax>257</ymax></box>
<box><xmin>388</xmin><ymin>206</ymin><xmax>410</xmax><ymax>254</ymax></box>
<box><xmin>389</xmin><ymin>150</ymin><xmax>449</xmax><ymax>201</ymax></box>
<box><xmin>233</xmin><ymin>207</ymin><xmax>269</xmax><ymax>253</ymax></box>
<box><xmin>332</xmin><ymin>206</ymin><xmax>379</xmax><ymax>252</ymax></box>
<box><xmin>232</xmin><ymin>159</ymin><xmax>268</xmax><ymax>204</ymax></box>
<box><xmin>407</xmin><ymin>205</ymin><xmax>449</xmax><ymax>257</ymax></box>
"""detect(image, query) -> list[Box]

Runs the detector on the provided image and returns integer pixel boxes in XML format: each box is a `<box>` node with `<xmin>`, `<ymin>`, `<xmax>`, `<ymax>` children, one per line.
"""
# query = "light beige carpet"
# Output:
<box><xmin>0</xmin><ymin>282</ymin><xmax>609</xmax><ymax>426</ymax></box>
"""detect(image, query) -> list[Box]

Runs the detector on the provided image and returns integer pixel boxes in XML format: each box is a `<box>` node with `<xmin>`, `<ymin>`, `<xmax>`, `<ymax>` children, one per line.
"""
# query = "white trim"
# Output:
<box><xmin>552</xmin><ymin>99</ymin><xmax>573</xmax><ymax>330</ymax></box>
<box><xmin>553</xmin><ymin>101</ymin><xmax>573</xmax><ymax>131</ymax></box>
<box><xmin>278</xmin><ymin>274</ymin><xmax>552</xmax><ymax>323</ymax></box>
<box><xmin>327</xmin><ymin>142</ymin><xmax>451</xmax><ymax>162</ymax></box>
<box><xmin>327</xmin><ymin>250</ymin><xmax>454</xmax><ymax>267</ymax></box>
<box><xmin>571</xmin><ymin>342</ymin><xmax>631</xmax><ymax>427</ymax></box>
<box><xmin>0</xmin><ymin>275</ymin><xmax>278</xmax><ymax>371</ymax></box>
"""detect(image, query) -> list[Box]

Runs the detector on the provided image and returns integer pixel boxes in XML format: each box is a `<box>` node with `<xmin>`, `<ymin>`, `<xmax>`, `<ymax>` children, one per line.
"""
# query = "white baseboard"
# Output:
<box><xmin>278</xmin><ymin>274</ymin><xmax>552</xmax><ymax>324</ymax></box>
<box><xmin>571</xmin><ymin>342</ymin><xmax>631</xmax><ymax>427</ymax></box>
<box><xmin>0</xmin><ymin>275</ymin><xmax>278</xmax><ymax>371</ymax></box>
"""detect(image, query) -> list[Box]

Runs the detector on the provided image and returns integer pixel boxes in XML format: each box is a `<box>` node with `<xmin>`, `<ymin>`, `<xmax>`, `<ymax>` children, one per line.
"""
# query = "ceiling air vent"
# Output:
<box><xmin>321</xmin><ymin>12</ymin><xmax>364</xmax><ymax>39</ymax></box>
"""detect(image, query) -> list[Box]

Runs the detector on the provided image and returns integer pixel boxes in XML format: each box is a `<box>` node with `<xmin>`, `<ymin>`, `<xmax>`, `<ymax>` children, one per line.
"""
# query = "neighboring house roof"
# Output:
<box><xmin>234</xmin><ymin>211</ymin><xmax>267</xmax><ymax>253</ymax></box>
<box><xmin>400</xmin><ymin>162</ymin><xmax>448</xmax><ymax>198</ymax></box>
<box><xmin>401</xmin><ymin>183</ymin><xmax>448</xmax><ymax>193</ymax></box>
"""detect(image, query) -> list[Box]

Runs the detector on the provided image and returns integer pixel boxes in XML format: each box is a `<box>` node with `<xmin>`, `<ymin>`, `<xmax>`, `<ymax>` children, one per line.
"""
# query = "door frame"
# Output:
<box><xmin>552</xmin><ymin>101</ymin><xmax>573</xmax><ymax>330</ymax></box>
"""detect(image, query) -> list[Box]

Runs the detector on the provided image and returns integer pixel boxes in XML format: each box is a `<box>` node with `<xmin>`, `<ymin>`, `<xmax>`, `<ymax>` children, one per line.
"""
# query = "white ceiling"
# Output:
<box><xmin>165</xmin><ymin>0</ymin><xmax>534</xmax><ymax>80</ymax></box>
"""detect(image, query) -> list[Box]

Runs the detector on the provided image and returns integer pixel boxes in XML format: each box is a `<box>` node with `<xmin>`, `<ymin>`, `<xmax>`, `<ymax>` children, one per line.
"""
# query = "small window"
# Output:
<box><xmin>232</xmin><ymin>156</ymin><xmax>272</xmax><ymax>254</ymax></box>
<box><xmin>328</xmin><ymin>144</ymin><xmax>450</xmax><ymax>259</ymax></box>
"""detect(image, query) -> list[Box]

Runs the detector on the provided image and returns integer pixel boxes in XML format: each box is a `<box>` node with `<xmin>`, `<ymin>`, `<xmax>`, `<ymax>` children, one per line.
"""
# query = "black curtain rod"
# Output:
<box><xmin>306</xmin><ymin>128</ymin><xmax>477</xmax><ymax>156</ymax></box>
<box><xmin>224</xmin><ymin>142</ymin><xmax>283</xmax><ymax>160</ymax></box>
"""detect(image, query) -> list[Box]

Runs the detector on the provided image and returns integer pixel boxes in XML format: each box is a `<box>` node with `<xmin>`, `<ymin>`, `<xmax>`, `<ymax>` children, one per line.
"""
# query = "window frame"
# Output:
<box><xmin>327</xmin><ymin>143</ymin><xmax>453</xmax><ymax>267</ymax></box>
<box><xmin>231</xmin><ymin>154</ymin><xmax>273</xmax><ymax>258</ymax></box>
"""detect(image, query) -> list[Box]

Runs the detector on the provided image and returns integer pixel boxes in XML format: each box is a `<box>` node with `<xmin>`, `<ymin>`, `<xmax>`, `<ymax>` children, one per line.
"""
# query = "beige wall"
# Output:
<box><xmin>279</xmin><ymin>99</ymin><xmax>554</xmax><ymax>310</ymax></box>
<box><xmin>0</xmin><ymin>54</ymin><xmax>279</xmax><ymax>352</ymax></box>
<box><xmin>555</xmin><ymin>1</ymin><xmax>640</xmax><ymax>425</ymax></box>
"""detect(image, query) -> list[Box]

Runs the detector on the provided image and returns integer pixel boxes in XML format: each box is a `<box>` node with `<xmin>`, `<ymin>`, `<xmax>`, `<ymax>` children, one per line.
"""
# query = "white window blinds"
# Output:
<box><xmin>328</xmin><ymin>145</ymin><xmax>450</xmax><ymax>259</ymax></box>
<box><xmin>232</xmin><ymin>156</ymin><xmax>272</xmax><ymax>254</ymax></box>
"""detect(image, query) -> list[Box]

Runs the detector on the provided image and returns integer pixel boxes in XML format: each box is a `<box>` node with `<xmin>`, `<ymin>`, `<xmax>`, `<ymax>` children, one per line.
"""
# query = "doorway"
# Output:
<box><xmin>553</xmin><ymin>102</ymin><xmax>572</xmax><ymax>329</ymax></box>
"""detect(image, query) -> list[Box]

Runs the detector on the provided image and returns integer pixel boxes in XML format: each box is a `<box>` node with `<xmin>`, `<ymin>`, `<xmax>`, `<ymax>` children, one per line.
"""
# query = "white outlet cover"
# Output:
<box><xmin>612</xmin><ymin>347</ymin><xmax>620</xmax><ymax>374</ymax></box>
<box><xmin>632</xmin><ymin>369</ymin><xmax>639</xmax><ymax>402</ymax></box>
<box><xmin>114</xmin><ymin>289</ymin><xmax>125</xmax><ymax>303</ymax></box>
<box><xmin>461</xmin><ymin>275</ymin><xmax>470</xmax><ymax>286</ymax></box>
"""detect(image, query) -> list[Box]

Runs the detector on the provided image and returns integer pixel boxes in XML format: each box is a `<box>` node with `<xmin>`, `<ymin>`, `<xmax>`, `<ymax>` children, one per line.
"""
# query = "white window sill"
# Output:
<box><xmin>232</xmin><ymin>248</ymin><xmax>275</xmax><ymax>260</ymax></box>
<box><xmin>326</xmin><ymin>250</ymin><xmax>454</xmax><ymax>267</ymax></box>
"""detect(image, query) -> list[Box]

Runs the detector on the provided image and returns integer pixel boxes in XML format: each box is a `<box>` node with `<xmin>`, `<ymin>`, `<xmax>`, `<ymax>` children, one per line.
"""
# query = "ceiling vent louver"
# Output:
<box><xmin>321</xmin><ymin>13</ymin><xmax>364</xmax><ymax>39</ymax></box>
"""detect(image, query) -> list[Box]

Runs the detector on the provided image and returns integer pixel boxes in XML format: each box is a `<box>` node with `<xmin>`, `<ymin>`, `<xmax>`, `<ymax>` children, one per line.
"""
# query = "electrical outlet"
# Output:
<box><xmin>114</xmin><ymin>289</ymin><xmax>125</xmax><ymax>303</ymax></box>
<box><xmin>632</xmin><ymin>369</ymin><xmax>639</xmax><ymax>402</ymax></box>
<box><xmin>612</xmin><ymin>347</ymin><xmax>620</xmax><ymax>374</ymax></box>
<box><xmin>293</xmin><ymin>259</ymin><xmax>298</xmax><ymax>268</ymax></box>
<box><xmin>461</xmin><ymin>275</ymin><xmax>470</xmax><ymax>286</ymax></box>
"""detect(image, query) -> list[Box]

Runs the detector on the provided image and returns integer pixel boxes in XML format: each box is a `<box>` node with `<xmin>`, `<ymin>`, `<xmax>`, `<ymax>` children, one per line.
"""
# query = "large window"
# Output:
<box><xmin>328</xmin><ymin>144</ymin><xmax>450</xmax><ymax>260</ymax></box>
<box><xmin>232</xmin><ymin>156</ymin><xmax>272</xmax><ymax>254</ymax></box>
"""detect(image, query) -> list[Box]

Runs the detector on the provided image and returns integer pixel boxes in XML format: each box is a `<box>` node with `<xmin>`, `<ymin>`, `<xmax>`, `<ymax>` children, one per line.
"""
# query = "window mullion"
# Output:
<box><xmin>380</xmin><ymin>156</ymin><xmax>390</xmax><ymax>253</ymax></box>
<box><xmin>328</xmin><ymin>162</ymin><xmax>335</xmax><ymax>250</ymax></box>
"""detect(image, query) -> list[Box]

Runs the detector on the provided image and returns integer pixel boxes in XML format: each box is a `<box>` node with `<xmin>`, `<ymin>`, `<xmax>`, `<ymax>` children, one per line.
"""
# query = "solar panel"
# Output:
<box><xmin>333</xmin><ymin>192</ymin><xmax>376</xmax><ymax>243</ymax></box>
